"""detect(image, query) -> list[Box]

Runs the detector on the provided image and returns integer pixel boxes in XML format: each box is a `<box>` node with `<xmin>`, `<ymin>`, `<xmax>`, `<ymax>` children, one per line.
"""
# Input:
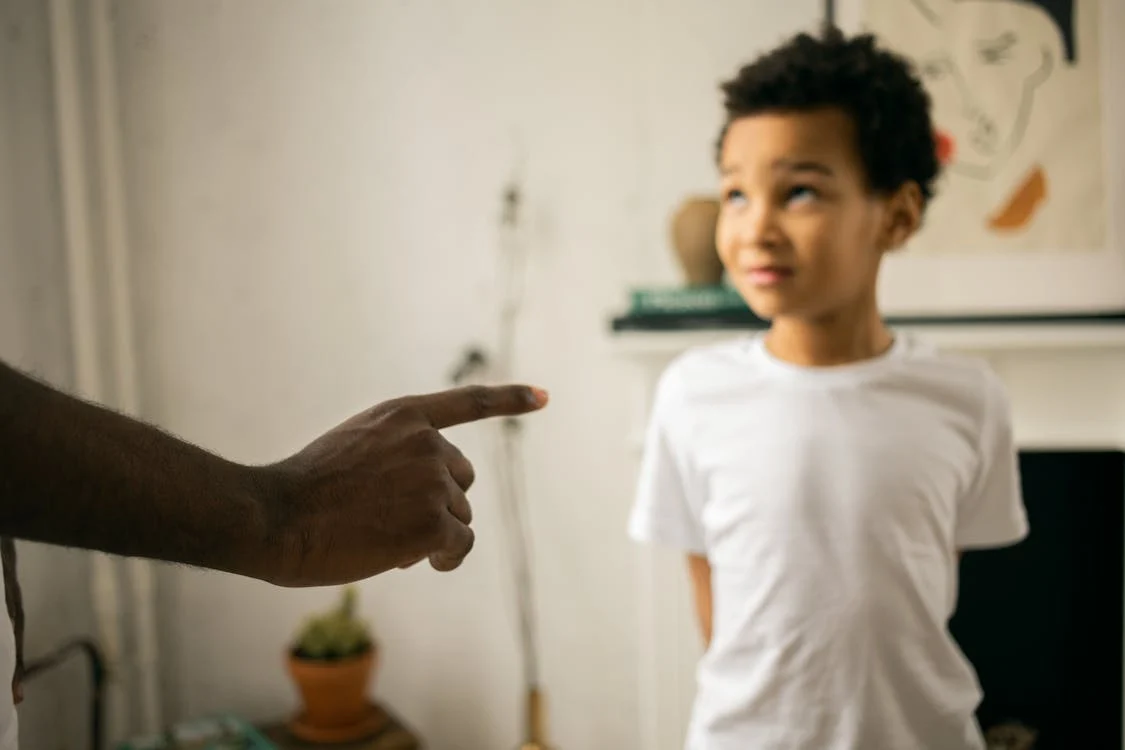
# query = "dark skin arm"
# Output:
<box><xmin>0</xmin><ymin>539</ymin><xmax>22</xmax><ymax>705</ymax></box>
<box><xmin>0</xmin><ymin>359</ymin><xmax>548</xmax><ymax>587</ymax></box>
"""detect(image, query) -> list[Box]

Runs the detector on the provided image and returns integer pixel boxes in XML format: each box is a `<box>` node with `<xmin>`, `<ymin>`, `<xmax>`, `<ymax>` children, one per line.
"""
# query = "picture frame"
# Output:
<box><xmin>830</xmin><ymin>0</ymin><xmax>1125</xmax><ymax>319</ymax></box>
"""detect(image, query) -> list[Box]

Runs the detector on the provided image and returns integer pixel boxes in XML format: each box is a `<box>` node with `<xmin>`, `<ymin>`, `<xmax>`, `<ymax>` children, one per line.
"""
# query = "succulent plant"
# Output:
<box><xmin>291</xmin><ymin>585</ymin><xmax>372</xmax><ymax>661</ymax></box>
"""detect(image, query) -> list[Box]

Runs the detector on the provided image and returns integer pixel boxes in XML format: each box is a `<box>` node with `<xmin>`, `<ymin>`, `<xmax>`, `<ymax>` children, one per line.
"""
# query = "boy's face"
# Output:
<box><xmin>716</xmin><ymin>107</ymin><xmax>919</xmax><ymax>321</ymax></box>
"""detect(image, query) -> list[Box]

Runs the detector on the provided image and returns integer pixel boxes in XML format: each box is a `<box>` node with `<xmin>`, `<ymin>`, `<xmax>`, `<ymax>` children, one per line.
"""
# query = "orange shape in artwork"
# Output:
<box><xmin>988</xmin><ymin>166</ymin><xmax>1048</xmax><ymax>232</ymax></box>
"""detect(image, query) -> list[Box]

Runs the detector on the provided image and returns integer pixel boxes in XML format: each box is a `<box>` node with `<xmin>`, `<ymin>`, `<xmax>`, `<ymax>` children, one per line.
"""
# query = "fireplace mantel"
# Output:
<box><xmin>609</xmin><ymin>320</ymin><xmax>1125</xmax><ymax>359</ymax></box>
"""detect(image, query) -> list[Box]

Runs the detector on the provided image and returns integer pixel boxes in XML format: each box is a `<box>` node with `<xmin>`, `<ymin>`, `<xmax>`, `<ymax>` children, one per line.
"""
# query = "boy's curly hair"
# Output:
<box><xmin>717</xmin><ymin>24</ymin><xmax>942</xmax><ymax>206</ymax></box>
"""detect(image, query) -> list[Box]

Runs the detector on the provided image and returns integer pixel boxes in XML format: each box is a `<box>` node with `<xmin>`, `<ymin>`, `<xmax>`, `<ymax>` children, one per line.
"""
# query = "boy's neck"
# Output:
<box><xmin>765</xmin><ymin>301</ymin><xmax>893</xmax><ymax>368</ymax></box>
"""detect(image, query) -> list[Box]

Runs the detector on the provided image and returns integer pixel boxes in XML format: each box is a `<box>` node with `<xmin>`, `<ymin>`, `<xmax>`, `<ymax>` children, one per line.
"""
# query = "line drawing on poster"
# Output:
<box><xmin>863</xmin><ymin>0</ymin><xmax>1106</xmax><ymax>253</ymax></box>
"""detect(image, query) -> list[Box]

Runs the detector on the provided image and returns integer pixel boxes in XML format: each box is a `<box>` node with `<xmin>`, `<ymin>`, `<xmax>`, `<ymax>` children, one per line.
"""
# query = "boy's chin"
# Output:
<box><xmin>737</xmin><ymin>282</ymin><xmax>829</xmax><ymax>321</ymax></box>
<box><xmin>743</xmin><ymin>292</ymin><xmax>795</xmax><ymax>321</ymax></box>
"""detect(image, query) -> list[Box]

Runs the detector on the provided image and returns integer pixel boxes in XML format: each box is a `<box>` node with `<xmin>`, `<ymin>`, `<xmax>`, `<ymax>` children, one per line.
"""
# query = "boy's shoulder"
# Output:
<box><xmin>654</xmin><ymin>332</ymin><xmax>1008</xmax><ymax>415</ymax></box>
<box><xmin>664</xmin><ymin>335</ymin><xmax>756</xmax><ymax>374</ymax></box>
<box><xmin>654</xmin><ymin>335</ymin><xmax>762</xmax><ymax>402</ymax></box>
<box><xmin>894</xmin><ymin>333</ymin><xmax>1008</xmax><ymax>404</ymax></box>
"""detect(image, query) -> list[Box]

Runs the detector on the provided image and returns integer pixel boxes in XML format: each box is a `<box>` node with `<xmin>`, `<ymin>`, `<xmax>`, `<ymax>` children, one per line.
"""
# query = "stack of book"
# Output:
<box><xmin>611</xmin><ymin>284</ymin><xmax>768</xmax><ymax>332</ymax></box>
<box><xmin>117</xmin><ymin>715</ymin><xmax>276</xmax><ymax>750</ymax></box>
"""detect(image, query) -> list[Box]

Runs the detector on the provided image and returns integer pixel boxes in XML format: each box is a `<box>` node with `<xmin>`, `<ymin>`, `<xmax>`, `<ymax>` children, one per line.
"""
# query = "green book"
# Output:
<box><xmin>629</xmin><ymin>285</ymin><xmax>748</xmax><ymax>315</ymax></box>
<box><xmin>117</xmin><ymin>715</ymin><xmax>276</xmax><ymax>750</ymax></box>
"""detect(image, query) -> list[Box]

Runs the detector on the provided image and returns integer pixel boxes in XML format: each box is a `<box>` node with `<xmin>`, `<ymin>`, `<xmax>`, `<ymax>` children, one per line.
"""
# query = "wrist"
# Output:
<box><xmin>244</xmin><ymin>459</ymin><xmax>307</xmax><ymax>587</ymax></box>
<box><xmin>209</xmin><ymin>461</ymin><xmax>287</xmax><ymax>586</ymax></box>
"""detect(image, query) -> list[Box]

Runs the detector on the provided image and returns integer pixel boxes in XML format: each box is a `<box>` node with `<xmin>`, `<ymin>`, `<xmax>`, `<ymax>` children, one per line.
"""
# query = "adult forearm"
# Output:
<box><xmin>0</xmin><ymin>361</ymin><xmax>276</xmax><ymax>580</ymax></box>
<box><xmin>0</xmin><ymin>358</ymin><xmax>549</xmax><ymax>587</ymax></box>
<box><xmin>1</xmin><ymin>538</ymin><xmax>23</xmax><ymax>681</ymax></box>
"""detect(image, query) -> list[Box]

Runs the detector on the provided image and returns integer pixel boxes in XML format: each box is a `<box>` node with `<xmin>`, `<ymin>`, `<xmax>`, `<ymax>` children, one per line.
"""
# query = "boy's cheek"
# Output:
<box><xmin>715</xmin><ymin>224</ymin><xmax>743</xmax><ymax>268</ymax></box>
<box><xmin>715</xmin><ymin>244</ymin><xmax>736</xmax><ymax>274</ymax></box>
<box><xmin>717</xmin><ymin>246</ymin><xmax>738</xmax><ymax>273</ymax></box>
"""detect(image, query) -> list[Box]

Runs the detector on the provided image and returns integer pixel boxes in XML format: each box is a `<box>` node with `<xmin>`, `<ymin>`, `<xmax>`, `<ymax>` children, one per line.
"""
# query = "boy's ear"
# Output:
<box><xmin>881</xmin><ymin>182</ymin><xmax>923</xmax><ymax>252</ymax></box>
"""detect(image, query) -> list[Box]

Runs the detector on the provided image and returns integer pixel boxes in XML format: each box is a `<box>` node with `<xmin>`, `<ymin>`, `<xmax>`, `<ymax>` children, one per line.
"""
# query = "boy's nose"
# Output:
<box><xmin>736</xmin><ymin>203</ymin><xmax>784</xmax><ymax>251</ymax></box>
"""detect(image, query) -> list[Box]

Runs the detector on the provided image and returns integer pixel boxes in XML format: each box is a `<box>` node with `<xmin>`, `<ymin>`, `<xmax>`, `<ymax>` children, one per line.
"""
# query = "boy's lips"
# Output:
<box><xmin>745</xmin><ymin>265</ymin><xmax>794</xmax><ymax>287</ymax></box>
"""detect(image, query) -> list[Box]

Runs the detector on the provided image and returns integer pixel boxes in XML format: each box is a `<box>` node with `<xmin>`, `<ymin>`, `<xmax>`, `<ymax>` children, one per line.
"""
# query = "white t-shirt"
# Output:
<box><xmin>628</xmin><ymin>332</ymin><xmax>1028</xmax><ymax>750</ymax></box>
<box><xmin>0</xmin><ymin>573</ymin><xmax>16</xmax><ymax>750</ymax></box>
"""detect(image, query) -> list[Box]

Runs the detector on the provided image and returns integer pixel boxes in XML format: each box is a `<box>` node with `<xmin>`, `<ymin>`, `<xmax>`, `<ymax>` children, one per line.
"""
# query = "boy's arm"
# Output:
<box><xmin>687</xmin><ymin>553</ymin><xmax>713</xmax><ymax>646</ymax></box>
<box><xmin>627</xmin><ymin>364</ymin><xmax>711</xmax><ymax>643</ymax></box>
<box><xmin>956</xmin><ymin>371</ymin><xmax>1028</xmax><ymax>552</ymax></box>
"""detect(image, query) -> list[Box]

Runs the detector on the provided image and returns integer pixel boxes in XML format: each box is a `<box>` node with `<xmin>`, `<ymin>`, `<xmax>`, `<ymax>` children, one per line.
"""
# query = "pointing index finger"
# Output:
<box><xmin>414</xmin><ymin>385</ymin><xmax>549</xmax><ymax>429</ymax></box>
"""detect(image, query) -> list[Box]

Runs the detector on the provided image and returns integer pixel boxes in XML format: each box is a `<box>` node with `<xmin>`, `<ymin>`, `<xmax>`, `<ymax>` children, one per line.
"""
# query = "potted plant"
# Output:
<box><xmin>286</xmin><ymin>585</ymin><xmax>377</xmax><ymax>735</ymax></box>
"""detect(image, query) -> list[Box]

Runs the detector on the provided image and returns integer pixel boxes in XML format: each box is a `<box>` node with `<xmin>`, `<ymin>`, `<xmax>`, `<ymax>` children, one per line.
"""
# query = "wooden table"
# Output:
<box><xmin>259</xmin><ymin>705</ymin><xmax>422</xmax><ymax>750</ymax></box>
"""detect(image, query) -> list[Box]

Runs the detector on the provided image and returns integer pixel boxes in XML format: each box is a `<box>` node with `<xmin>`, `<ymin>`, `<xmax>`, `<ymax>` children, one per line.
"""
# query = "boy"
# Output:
<box><xmin>627</xmin><ymin>25</ymin><xmax>1029</xmax><ymax>750</ymax></box>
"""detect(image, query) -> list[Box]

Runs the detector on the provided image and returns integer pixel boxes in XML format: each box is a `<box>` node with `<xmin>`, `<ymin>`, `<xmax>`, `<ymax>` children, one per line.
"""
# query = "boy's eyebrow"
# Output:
<box><xmin>720</xmin><ymin>159</ymin><xmax>835</xmax><ymax>177</ymax></box>
<box><xmin>772</xmin><ymin>158</ymin><xmax>834</xmax><ymax>176</ymax></box>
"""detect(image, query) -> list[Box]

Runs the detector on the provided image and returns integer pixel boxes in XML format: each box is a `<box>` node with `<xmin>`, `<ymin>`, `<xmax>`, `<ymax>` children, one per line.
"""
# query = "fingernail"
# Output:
<box><xmin>529</xmin><ymin>387</ymin><xmax>549</xmax><ymax>406</ymax></box>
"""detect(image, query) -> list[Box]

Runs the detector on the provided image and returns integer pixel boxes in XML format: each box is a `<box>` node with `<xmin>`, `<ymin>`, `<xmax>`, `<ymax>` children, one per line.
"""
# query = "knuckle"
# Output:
<box><xmin>466</xmin><ymin>385</ymin><xmax>493</xmax><ymax>418</ymax></box>
<box><xmin>404</xmin><ymin>427</ymin><xmax>444</xmax><ymax>456</ymax></box>
<box><xmin>421</xmin><ymin>510</ymin><xmax>446</xmax><ymax>546</ymax></box>
<box><xmin>458</xmin><ymin>497</ymin><xmax>474</xmax><ymax>525</ymax></box>
<box><xmin>423</xmin><ymin>484</ymin><xmax>451</xmax><ymax>516</ymax></box>
<box><xmin>441</xmin><ymin>523</ymin><xmax>472</xmax><ymax>557</ymax></box>
<box><xmin>421</xmin><ymin>429</ymin><xmax>447</xmax><ymax>454</ymax></box>
<box><xmin>425</xmin><ymin>478</ymin><xmax>450</xmax><ymax>509</ymax></box>
<box><xmin>448</xmin><ymin>443</ymin><xmax>470</xmax><ymax>468</ymax></box>
<box><xmin>433</xmin><ymin>457</ymin><xmax>455</xmax><ymax>485</ymax></box>
<box><xmin>372</xmin><ymin>396</ymin><xmax>404</xmax><ymax>416</ymax></box>
<box><xmin>382</xmin><ymin>399</ymin><xmax>421</xmax><ymax>425</ymax></box>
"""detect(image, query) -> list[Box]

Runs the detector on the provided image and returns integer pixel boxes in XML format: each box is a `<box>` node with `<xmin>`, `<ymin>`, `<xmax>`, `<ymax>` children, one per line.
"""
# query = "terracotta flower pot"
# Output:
<box><xmin>287</xmin><ymin>647</ymin><xmax>377</xmax><ymax>729</ymax></box>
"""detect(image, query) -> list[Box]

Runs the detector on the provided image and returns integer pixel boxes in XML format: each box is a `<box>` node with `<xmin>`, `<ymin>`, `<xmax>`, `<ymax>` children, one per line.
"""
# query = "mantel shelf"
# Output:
<box><xmin>608</xmin><ymin>321</ymin><xmax>1125</xmax><ymax>358</ymax></box>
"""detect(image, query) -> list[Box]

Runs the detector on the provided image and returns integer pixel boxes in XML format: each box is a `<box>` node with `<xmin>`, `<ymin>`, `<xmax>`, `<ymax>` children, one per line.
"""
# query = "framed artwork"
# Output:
<box><xmin>833</xmin><ymin>0</ymin><xmax>1125</xmax><ymax>317</ymax></box>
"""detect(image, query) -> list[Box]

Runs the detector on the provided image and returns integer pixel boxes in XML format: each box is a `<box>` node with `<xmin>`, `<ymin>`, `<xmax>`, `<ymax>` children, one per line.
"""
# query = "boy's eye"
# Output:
<box><xmin>723</xmin><ymin>188</ymin><xmax>747</xmax><ymax>207</ymax></box>
<box><xmin>785</xmin><ymin>185</ymin><xmax>818</xmax><ymax>205</ymax></box>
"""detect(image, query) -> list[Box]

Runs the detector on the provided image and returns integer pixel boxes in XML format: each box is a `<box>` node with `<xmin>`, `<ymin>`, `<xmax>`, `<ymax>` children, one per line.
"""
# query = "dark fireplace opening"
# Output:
<box><xmin>949</xmin><ymin>449</ymin><xmax>1125</xmax><ymax>750</ymax></box>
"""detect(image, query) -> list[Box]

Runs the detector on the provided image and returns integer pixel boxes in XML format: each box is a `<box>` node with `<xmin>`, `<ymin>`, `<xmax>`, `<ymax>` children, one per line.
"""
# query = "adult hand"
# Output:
<box><xmin>266</xmin><ymin>384</ymin><xmax>548</xmax><ymax>586</ymax></box>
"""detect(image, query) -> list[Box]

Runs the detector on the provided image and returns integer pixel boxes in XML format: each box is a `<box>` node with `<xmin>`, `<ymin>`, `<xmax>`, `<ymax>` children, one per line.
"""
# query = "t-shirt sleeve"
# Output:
<box><xmin>955</xmin><ymin>370</ymin><xmax>1029</xmax><ymax>549</ymax></box>
<box><xmin>627</xmin><ymin>365</ymin><xmax>707</xmax><ymax>555</ymax></box>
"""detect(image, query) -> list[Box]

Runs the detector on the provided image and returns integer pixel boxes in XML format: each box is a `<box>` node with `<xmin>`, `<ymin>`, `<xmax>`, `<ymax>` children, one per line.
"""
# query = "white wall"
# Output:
<box><xmin>106</xmin><ymin>1</ymin><xmax>820</xmax><ymax>747</ymax></box>
<box><xmin>0</xmin><ymin>0</ymin><xmax>100</xmax><ymax>748</ymax></box>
